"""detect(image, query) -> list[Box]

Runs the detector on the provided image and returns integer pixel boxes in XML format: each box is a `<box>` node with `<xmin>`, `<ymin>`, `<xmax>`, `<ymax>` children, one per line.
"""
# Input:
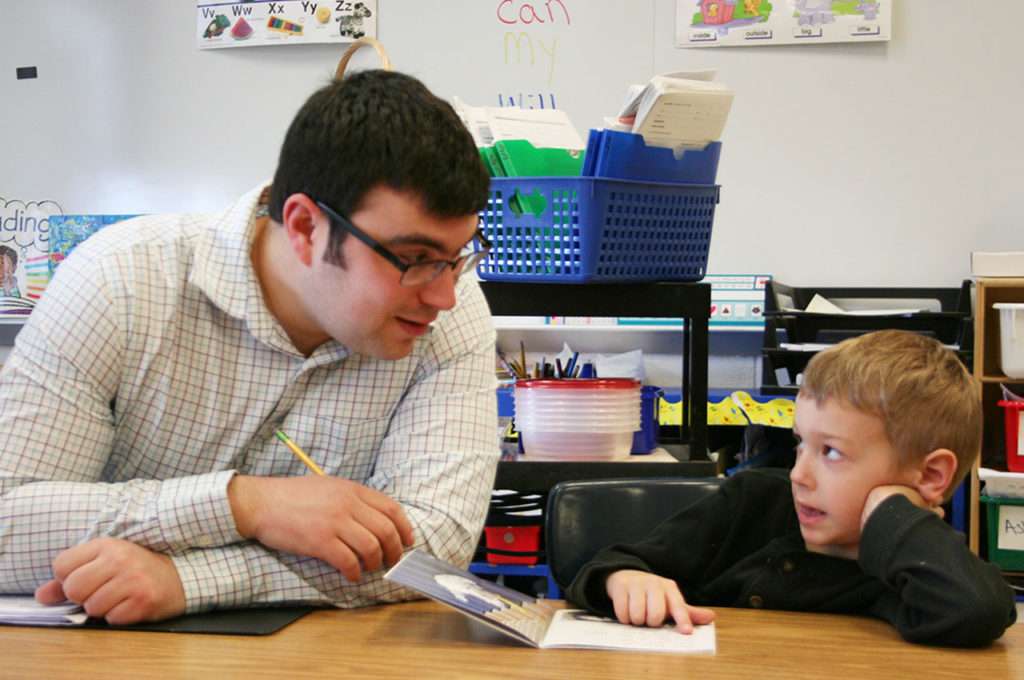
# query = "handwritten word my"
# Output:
<box><xmin>504</xmin><ymin>32</ymin><xmax>557</xmax><ymax>87</ymax></box>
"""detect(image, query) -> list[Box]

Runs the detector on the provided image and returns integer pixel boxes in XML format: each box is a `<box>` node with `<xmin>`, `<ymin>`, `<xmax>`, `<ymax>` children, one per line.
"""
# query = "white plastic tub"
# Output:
<box><xmin>994</xmin><ymin>303</ymin><xmax>1024</xmax><ymax>379</ymax></box>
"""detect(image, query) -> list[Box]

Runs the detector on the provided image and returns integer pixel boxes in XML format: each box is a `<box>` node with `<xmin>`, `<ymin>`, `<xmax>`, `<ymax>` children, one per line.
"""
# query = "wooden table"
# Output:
<box><xmin>1</xmin><ymin>600</ymin><xmax>1020</xmax><ymax>679</ymax></box>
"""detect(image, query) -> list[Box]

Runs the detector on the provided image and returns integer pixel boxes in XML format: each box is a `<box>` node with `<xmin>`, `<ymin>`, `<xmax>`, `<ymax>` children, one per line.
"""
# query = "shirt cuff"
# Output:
<box><xmin>171</xmin><ymin>546</ymin><xmax>255</xmax><ymax>614</ymax></box>
<box><xmin>156</xmin><ymin>470</ymin><xmax>243</xmax><ymax>550</ymax></box>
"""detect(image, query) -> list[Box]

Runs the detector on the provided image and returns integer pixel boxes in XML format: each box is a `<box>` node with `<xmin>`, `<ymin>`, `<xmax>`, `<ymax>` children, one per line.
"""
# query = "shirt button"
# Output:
<box><xmin>781</xmin><ymin>559</ymin><xmax>796</xmax><ymax>573</ymax></box>
<box><xmin>748</xmin><ymin>595</ymin><xmax>765</xmax><ymax>608</ymax></box>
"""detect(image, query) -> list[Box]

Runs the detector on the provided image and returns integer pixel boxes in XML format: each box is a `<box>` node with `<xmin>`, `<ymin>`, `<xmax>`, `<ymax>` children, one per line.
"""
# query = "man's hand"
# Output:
<box><xmin>861</xmin><ymin>484</ymin><xmax>944</xmax><ymax>530</ymax></box>
<box><xmin>228</xmin><ymin>475</ymin><xmax>415</xmax><ymax>581</ymax></box>
<box><xmin>605</xmin><ymin>569</ymin><xmax>715</xmax><ymax>634</ymax></box>
<box><xmin>34</xmin><ymin>537</ymin><xmax>186</xmax><ymax>625</ymax></box>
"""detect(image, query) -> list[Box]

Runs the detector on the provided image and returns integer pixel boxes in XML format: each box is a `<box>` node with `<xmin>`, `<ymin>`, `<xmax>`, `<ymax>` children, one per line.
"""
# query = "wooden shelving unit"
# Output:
<box><xmin>971</xmin><ymin>277</ymin><xmax>1024</xmax><ymax>554</ymax></box>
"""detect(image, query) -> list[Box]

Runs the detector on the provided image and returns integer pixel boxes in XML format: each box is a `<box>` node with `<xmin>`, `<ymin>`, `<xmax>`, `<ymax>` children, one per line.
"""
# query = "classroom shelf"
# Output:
<box><xmin>971</xmin><ymin>277</ymin><xmax>1024</xmax><ymax>557</ymax></box>
<box><xmin>760</xmin><ymin>280</ymin><xmax>973</xmax><ymax>395</ymax></box>
<box><xmin>481</xmin><ymin>281</ymin><xmax>711</xmax><ymax>477</ymax></box>
<box><xmin>473</xmin><ymin>281</ymin><xmax>714</xmax><ymax>591</ymax></box>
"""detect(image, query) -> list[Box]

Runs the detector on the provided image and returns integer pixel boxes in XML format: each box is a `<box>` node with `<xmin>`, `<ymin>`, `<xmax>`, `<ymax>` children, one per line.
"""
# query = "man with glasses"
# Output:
<box><xmin>0</xmin><ymin>70</ymin><xmax>499</xmax><ymax>624</ymax></box>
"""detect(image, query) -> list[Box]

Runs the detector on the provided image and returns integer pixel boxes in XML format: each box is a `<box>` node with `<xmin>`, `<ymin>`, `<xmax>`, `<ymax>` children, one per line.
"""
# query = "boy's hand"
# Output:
<box><xmin>605</xmin><ymin>569</ymin><xmax>715</xmax><ymax>634</ymax></box>
<box><xmin>861</xmin><ymin>485</ymin><xmax>944</xmax><ymax>530</ymax></box>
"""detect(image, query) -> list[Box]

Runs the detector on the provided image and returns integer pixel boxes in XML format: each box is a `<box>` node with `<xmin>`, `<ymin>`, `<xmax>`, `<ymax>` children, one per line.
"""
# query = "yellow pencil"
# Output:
<box><xmin>274</xmin><ymin>429</ymin><xmax>325</xmax><ymax>475</ymax></box>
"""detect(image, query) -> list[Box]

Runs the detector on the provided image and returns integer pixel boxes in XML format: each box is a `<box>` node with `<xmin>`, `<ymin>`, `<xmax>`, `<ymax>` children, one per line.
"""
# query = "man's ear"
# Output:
<box><xmin>280</xmin><ymin>194</ymin><xmax>322</xmax><ymax>267</ymax></box>
<box><xmin>913</xmin><ymin>449</ymin><xmax>958</xmax><ymax>505</ymax></box>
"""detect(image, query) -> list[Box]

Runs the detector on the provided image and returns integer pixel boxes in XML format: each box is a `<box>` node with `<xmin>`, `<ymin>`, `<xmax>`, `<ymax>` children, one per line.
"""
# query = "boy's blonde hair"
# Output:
<box><xmin>799</xmin><ymin>329</ymin><xmax>981</xmax><ymax>499</ymax></box>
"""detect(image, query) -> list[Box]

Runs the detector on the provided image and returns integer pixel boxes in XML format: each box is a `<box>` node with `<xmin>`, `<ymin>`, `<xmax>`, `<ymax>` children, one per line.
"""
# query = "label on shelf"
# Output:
<box><xmin>996</xmin><ymin>504</ymin><xmax>1024</xmax><ymax>551</ymax></box>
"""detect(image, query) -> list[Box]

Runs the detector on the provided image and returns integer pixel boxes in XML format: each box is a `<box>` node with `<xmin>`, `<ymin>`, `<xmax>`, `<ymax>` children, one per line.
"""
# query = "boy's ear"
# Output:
<box><xmin>912</xmin><ymin>449</ymin><xmax>958</xmax><ymax>505</ymax></box>
<box><xmin>280</xmin><ymin>194</ymin><xmax>322</xmax><ymax>267</ymax></box>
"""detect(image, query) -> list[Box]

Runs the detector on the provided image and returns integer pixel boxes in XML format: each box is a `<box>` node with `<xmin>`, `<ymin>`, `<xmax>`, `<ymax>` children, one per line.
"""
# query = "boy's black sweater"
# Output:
<box><xmin>566</xmin><ymin>468</ymin><xmax>1017</xmax><ymax>647</ymax></box>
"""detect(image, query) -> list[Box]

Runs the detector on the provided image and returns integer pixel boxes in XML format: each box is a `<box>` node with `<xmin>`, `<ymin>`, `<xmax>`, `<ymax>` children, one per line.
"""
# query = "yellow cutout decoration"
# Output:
<box><xmin>729</xmin><ymin>390</ymin><xmax>795</xmax><ymax>428</ymax></box>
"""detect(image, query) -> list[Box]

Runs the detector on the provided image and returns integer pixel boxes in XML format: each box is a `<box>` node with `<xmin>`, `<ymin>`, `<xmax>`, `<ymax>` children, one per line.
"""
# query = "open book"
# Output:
<box><xmin>385</xmin><ymin>550</ymin><xmax>715</xmax><ymax>654</ymax></box>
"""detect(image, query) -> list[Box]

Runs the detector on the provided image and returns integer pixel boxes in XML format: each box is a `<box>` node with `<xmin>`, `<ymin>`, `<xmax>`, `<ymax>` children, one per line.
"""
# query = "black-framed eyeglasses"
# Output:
<box><xmin>316</xmin><ymin>201</ymin><xmax>492</xmax><ymax>286</ymax></box>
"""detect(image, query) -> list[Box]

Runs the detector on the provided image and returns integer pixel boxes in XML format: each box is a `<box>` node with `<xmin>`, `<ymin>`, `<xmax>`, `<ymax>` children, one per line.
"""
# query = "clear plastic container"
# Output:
<box><xmin>514</xmin><ymin>378</ymin><xmax>641</xmax><ymax>460</ymax></box>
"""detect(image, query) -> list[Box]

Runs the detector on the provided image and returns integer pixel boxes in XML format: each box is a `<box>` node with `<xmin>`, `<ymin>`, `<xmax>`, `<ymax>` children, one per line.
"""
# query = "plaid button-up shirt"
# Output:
<box><xmin>0</xmin><ymin>183</ymin><xmax>499</xmax><ymax>612</ymax></box>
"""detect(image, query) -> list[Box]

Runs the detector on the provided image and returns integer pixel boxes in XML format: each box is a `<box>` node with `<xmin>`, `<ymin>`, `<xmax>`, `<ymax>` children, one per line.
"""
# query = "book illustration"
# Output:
<box><xmin>385</xmin><ymin>549</ymin><xmax>715</xmax><ymax>653</ymax></box>
<box><xmin>0</xmin><ymin>197</ymin><xmax>63</xmax><ymax>316</ymax></box>
<box><xmin>48</xmin><ymin>214</ymin><xmax>139</xmax><ymax>279</ymax></box>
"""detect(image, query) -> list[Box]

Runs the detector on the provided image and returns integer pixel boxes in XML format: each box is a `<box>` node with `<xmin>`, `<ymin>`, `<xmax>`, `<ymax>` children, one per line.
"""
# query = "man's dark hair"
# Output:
<box><xmin>268</xmin><ymin>69</ymin><xmax>489</xmax><ymax>261</ymax></box>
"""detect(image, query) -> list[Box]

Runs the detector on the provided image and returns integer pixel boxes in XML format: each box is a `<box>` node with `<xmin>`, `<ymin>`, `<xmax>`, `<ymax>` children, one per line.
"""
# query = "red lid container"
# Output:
<box><xmin>513</xmin><ymin>378</ymin><xmax>641</xmax><ymax>391</ymax></box>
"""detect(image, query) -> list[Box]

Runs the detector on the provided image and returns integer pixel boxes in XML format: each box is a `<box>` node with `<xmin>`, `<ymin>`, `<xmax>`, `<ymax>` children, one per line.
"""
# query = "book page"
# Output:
<box><xmin>385</xmin><ymin>550</ymin><xmax>555</xmax><ymax>647</ymax></box>
<box><xmin>453</xmin><ymin>101</ymin><xmax>585</xmax><ymax>151</ymax></box>
<box><xmin>0</xmin><ymin>596</ymin><xmax>87</xmax><ymax>626</ymax></box>
<box><xmin>540</xmin><ymin>609</ymin><xmax>716</xmax><ymax>653</ymax></box>
<box><xmin>484</xmin><ymin>108</ymin><xmax>586</xmax><ymax>150</ymax></box>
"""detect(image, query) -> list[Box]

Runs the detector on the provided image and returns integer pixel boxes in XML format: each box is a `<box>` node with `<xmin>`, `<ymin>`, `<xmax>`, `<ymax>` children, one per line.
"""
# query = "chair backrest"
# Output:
<box><xmin>545</xmin><ymin>477</ymin><xmax>724</xmax><ymax>590</ymax></box>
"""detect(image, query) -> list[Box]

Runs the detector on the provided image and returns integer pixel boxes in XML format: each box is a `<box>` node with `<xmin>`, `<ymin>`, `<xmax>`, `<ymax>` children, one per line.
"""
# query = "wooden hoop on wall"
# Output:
<box><xmin>334</xmin><ymin>37</ymin><xmax>392</xmax><ymax>80</ymax></box>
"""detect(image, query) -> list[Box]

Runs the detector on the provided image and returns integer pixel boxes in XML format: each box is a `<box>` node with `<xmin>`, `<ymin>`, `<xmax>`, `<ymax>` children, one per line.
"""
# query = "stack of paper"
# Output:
<box><xmin>613</xmin><ymin>71</ymin><xmax>734</xmax><ymax>151</ymax></box>
<box><xmin>453</xmin><ymin>98</ymin><xmax>585</xmax><ymax>151</ymax></box>
<box><xmin>0</xmin><ymin>596</ymin><xmax>87</xmax><ymax>626</ymax></box>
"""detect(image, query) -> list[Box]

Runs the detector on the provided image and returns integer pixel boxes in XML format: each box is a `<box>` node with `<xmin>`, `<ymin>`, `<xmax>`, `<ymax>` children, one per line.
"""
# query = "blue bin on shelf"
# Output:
<box><xmin>632</xmin><ymin>385</ymin><xmax>664</xmax><ymax>454</ymax></box>
<box><xmin>590</xmin><ymin>131</ymin><xmax>721</xmax><ymax>184</ymax></box>
<box><xmin>475</xmin><ymin>133</ymin><xmax>721</xmax><ymax>284</ymax></box>
<box><xmin>477</xmin><ymin>177</ymin><xmax>719</xmax><ymax>283</ymax></box>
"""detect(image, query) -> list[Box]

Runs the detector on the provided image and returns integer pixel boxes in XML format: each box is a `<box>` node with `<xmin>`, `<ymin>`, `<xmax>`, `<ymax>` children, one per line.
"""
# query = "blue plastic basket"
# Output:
<box><xmin>476</xmin><ymin>176</ymin><xmax>719</xmax><ymax>283</ymax></box>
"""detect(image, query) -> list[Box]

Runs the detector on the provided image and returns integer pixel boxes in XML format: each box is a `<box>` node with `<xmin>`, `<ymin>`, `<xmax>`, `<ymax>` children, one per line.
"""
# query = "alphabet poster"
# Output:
<box><xmin>196</xmin><ymin>1</ymin><xmax>377</xmax><ymax>49</ymax></box>
<box><xmin>677</xmin><ymin>1</ymin><xmax>891</xmax><ymax>47</ymax></box>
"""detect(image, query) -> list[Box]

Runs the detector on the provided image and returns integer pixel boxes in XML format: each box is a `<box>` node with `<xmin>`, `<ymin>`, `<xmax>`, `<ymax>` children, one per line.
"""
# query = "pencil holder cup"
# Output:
<box><xmin>513</xmin><ymin>378</ymin><xmax>641</xmax><ymax>461</ymax></box>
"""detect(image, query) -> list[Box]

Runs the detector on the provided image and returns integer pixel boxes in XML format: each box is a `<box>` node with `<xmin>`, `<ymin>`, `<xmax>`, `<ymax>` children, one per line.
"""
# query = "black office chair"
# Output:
<box><xmin>545</xmin><ymin>477</ymin><xmax>724</xmax><ymax>591</ymax></box>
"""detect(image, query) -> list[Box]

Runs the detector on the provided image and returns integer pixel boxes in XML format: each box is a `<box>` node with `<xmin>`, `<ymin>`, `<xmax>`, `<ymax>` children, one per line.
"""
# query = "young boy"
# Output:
<box><xmin>566</xmin><ymin>329</ymin><xmax>1017</xmax><ymax>647</ymax></box>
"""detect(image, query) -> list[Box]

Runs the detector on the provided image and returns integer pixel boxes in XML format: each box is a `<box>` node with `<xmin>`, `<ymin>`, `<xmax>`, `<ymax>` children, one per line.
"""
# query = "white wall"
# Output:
<box><xmin>1</xmin><ymin>1</ymin><xmax>1019</xmax><ymax>386</ymax></box>
<box><xmin>3</xmin><ymin>1</ymin><xmax>1019</xmax><ymax>288</ymax></box>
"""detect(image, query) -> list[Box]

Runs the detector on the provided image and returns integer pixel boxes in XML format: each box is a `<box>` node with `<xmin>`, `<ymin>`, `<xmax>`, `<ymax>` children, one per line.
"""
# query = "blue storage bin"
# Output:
<box><xmin>589</xmin><ymin>130</ymin><xmax>721</xmax><ymax>184</ymax></box>
<box><xmin>476</xmin><ymin>176</ymin><xmax>719</xmax><ymax>283</ymax></box>
<box><xmin>632</xmin><ymin>385</ymin><xmax>665</xmax><ymax>454</ymax></box>
<box><xmin>496</xmin><ymin>384</ymin><xmax>515</xmax><ymax>417</ymax></box>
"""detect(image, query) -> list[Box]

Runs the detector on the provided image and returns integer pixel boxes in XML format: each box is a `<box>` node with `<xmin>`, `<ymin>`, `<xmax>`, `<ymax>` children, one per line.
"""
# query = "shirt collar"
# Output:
<box><xmin>189</xmin><ymin>182</ymin><xmax>351</xmax><ymax>360</ymax></box>
<box><xmin>190</xmin><ymin>182</ymin><xmax>268</xmax><ymax>321</ymax></box>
